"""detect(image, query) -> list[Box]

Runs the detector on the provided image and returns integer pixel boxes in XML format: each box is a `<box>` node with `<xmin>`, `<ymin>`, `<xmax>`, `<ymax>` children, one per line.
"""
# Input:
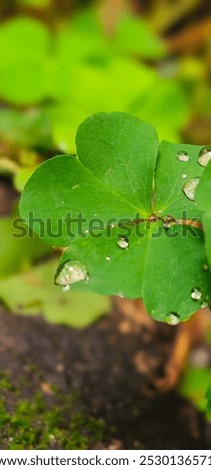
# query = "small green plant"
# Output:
<box><xmin>20</xmin><ymin>112</ymin><xmax>211</xmax><ymax>324</ymax></box>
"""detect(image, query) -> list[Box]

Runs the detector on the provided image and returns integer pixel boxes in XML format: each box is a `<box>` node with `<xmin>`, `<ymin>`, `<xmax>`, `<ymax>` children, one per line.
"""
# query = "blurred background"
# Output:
<box><xmin>0</xmin><ymin>0</ymin><xmax>211</xmax><ymax>442</ymax></box>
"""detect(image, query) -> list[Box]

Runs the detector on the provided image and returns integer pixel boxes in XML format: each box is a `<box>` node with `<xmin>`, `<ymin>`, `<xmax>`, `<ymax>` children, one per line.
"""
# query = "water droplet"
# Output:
<box><xmin>118</xmin><ymin>293</ymin><xmax>124</xmax><ymax>298</ymax></box>
<box><xmin>93</xmin><ymin>213</ymin><xmax>98</xmax><ymax>217</ymax></box>
<box><xmin>55</xmin><ymin>261</ymin><xmax>88</xmax><ymax>286</ymax></box>
<box><xmin>117</xmin><ymin>237</ymin><xmax>129</xmax><ymax>249</ymax></box>
<box><xmin>177</xmin><ymin>150</ymin><xmax>189</xmax><ymax>162</ymax></box>
<box><xmin>162</xmin><ymin>215</ymin><xmax>176</xmax><ymax>229</ymax></box>
<box><xmin>191</xmin><ymin>287</ymin><xmax>202</xmax><ymax>301</ymax></box>
<box><xmin>106</xmin><ymin>256</ymin><xmax>111</xmax><ymax>261</ymax></box>
<box><xmin>197</xmin><ymin>146</ymin><xmax>211</xmax><ymax>167</ymax></box>
<box><xmin>182</xmin><ymin>177</ymin><xmax>200</xmax><ymax>201</ymax></box>
<box><xmin>85</xmin><ymin>229</ymin><xmax>89</xmax><ymax>234</ymax></box>
<box><xmin>181</xmin><ymin>174</ymin><xmax>187</xmax><ymax>179</ymax></box>
<box><xmin>62</xmin><ymin>285</ymin><xmax>71</xmax><ymax>292</ymax></box>
<box><xmin>166</xmin><ymin>312</ymin><xmax>180</xmax><ymax>325</ymax></box>
<box><xmin>201</xmin><ymin>300</ymin><xmax>208</xmax><ymax>309</ymax></box>
<box><xmin>203</xmin><ymin>263</ymin><xmax>209</xmax><ymax>271</ymax></box>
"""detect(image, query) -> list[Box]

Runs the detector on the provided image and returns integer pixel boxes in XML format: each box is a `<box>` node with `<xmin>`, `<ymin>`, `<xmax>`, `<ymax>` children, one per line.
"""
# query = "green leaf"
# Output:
<box><xmin>0</xmin><ymin>17</ymin><xmax>50</xmax><ymax>104</ymax></box>
<box><xmin>205</xmin><ymin>384</ymin><xmax>211</xmax><ymax>401</ymax></box>
<box><xmin>52</xmin><ymin>69</ymin><xmax>189</xmax><ymax>151</ymax></box>
<box><xmin>52</xmin><ymin>58</ymin><xmax>157</xmax><ymax>149</ymax></box>
<box><xmin>0</xmin><ymin>216</ymin><xmax>51</xmax><ymax>278</ymax></box>
<box><xmin>20</xmin><ymin>113</ymin><xmax>159</xmax><ymax>247</ymax></box>
<box><xmin>53</xmin><ymin>15</ymin><xmax>110</xmax><ymax>101</ymax></box>
<box><xmin>180</xmin><ymin>368</ymin><xmax>211</xmax><ymax>412</ymax></box>
<box><xmin>114</xmin><ymin>14</ymin><xmax>166</xmax><ymax>59</ymax></box>
<box><xmin>20</xmin><ymin>112</ymin><xmax>211</xmax><ymax>322</ymax></box>
<box><xmin>20</xmin><ymin>155</ymin><xmax>141</xmax><ymax>247</ymax></box>
<box><xmin>200</xmin><ymin>214</ymin><xmax>211</xmax><ymax>268</ymax></box>
<box><xmin>0</xmin><ymin>260</ymin><xmax>110</xmax><ymax>327</ymax></box>
<box><xmin>133</xmin><ymin>80</ymin><xmax>189</xmax><ymax>142</ymax></box>
<box><xmin>56</xmin><ymin>222</ymin><xmax>209</xmax><ymax>321</ymax></box>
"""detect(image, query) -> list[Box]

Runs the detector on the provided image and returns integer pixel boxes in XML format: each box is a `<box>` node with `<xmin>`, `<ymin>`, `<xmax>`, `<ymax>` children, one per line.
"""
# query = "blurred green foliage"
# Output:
<box><xmin>180</xmin><ymin>367</ymin><xmax>211</xmax><ymax>416</ymax></box>
<box><xmin>0</xmin><ymin>8</ymin><xmax>190</xmax><ymax>153</ymax></box>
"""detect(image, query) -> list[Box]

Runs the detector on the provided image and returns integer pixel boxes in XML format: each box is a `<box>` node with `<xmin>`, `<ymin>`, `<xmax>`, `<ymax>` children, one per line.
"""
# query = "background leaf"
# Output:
<box><xmin>0</xmin><ymin>260</ymin><xmax>110</xmax><ymax>327</ymax></box>
<box><xmin>114</xmin><ymin>14</ymin><xmax>166</xmax><ymax>59</ymax></box>
<box><xmin>0</xmin><ymin>17</ymin><xmax>50</xmax><ymax>104</ymax></box>
<box><xmin>180</xmin><ymin>368</ymin><xmax>211</xmax><ymax>413</ymax></box>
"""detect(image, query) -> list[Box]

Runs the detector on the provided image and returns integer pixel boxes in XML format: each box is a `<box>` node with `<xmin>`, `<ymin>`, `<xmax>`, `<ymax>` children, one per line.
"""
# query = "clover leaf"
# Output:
<box><xmin>20</xmin><ymin>112</ymin><xmax>211</xmax><ymax>323</ymax></box>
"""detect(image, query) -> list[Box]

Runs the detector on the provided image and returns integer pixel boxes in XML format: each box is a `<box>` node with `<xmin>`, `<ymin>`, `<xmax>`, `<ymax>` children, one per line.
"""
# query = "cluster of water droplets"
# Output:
<box><xmin>165</xmin><ymin>282</ymin><xmax>209</xmax><ymax>325</ymax></box>
<box><xmin>190</xmin><ymin>286</ymin><xmax>209</xmax><ymax>309</ymax></box>
<box><xmin>55</xmin><ymin>260</ymin><xmax>89</xmax><ymax>290</ymax></box>
<box><xmin>177</xmin><ymin>146</ymin><xmax>211</xmax><ymax>202</ymax></box>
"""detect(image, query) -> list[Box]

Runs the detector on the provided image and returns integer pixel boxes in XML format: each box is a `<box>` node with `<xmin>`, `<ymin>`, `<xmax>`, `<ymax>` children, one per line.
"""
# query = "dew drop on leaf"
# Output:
<box><xmin>177</xmin><ymin>150</ymin><xmax>189</xmax><ymax>162</ymax></box>
<box><xmin>162</xmin><ymin>215</ymin><xmax>176</xmax><ymax>229</ymax></box>
<box><xmin>182</xmin><ymin>177</ymin><xmax>200</xmax><ymax>201</ymax></box>
<box><xmin>166</xmin><ymin>312</ymin><xmax>180</xmax><ymax>325</ymax></box>
<box><xmin>117</xmin><ymin>237</ymin><xmax>129</xmax><ymax>249</ymax></box>
<box><xmin>191</xmin><ymin>287</ymin><xmax>202</xmax><ymax>301</ymax></box>
<box><xmin>197</xmin><ymin>146</ymin><xmax>211</xmax><ymax>167</ymax></box>
<box><xmin>55</xmin><ymin>261</ymin><xmax>88</xmax><ymax>286</ymax></box>
<box><xmin>181</xmin><ymin>174</ymin><xmax>187</xmax><ymax>179</ymax></box>
<box><xmin>105</xmin><ymin>256</ymin><xmax>111</xmax><ymax>261</ymax></box>
<box><xmin>62</xmin><ymin>285</ymin><xmax>71</xmax><ymax>292</ymax></box>
<box><xmin>201</xmin><ymin>300</ymin><xmax>208</xmax><ymax>309</ymax></box>
<box><xmin>203</xmin><ymin>264</ymin><xmax>209</xmax><ymax>271</ymax></box>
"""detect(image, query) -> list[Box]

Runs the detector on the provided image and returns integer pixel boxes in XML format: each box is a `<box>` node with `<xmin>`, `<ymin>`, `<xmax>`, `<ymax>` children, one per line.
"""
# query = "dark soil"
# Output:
<box><xmin>0</xmin><ymin>177</ymin><xmax>210</xmax><ymax>450</ymax></box>
<box><xmin>0</xmin><ymin>301</ymin><xmax>210</xmax><ymax>450</ymax></box>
